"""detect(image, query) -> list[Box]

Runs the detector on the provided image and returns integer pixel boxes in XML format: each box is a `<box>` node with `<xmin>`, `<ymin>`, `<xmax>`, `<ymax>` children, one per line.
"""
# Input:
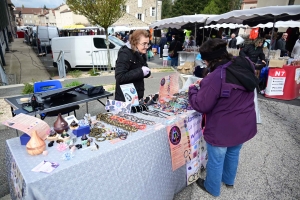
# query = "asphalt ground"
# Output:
<box><xmin>0</xmin><ymin>40</ymin><xmax>300</xmax><ymax>199</ymax></box>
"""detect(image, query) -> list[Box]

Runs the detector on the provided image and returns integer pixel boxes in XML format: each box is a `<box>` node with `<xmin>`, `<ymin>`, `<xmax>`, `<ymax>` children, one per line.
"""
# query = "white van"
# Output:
<box><xmin>51</xmin><ymin>35</ymin><xmax>124</xmax><ymax>71</ymax></box>
<box><xmin>36</xmin><ymin>26</ymin><xmax>59</xmax><ymax>52</ymax></box>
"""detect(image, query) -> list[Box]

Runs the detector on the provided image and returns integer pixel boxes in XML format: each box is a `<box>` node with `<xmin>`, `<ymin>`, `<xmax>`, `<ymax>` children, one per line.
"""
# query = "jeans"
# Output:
<box><xmin>171</xmin><ymin>57</ymin><xmax>178</xmax><ymax>67</ymax></box>
<box><xmin>204</xmin><ymin>142</ymin><xmax>243</xmax><ymax>196</ymax></box>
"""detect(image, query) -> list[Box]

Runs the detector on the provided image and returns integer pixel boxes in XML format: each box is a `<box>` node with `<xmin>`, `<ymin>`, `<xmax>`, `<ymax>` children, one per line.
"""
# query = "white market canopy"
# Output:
<box><xmin>255</xmin><ymin>20</ymin><xmax>300</xmax><ymax>28</ymax></box>
<box><xmin>206</xmin><ymin>5</ymin><xmax>300</xmax><ymax>27</ymax></box>
<box><xmin>149</xmin><ymin>14</ymin><xmax>218</xmax><ymax>29</ymax></box>
<box><xmin>200</xmin><ymin>23</ymin><xmax>247</xmax><ymax>29</ymax></box>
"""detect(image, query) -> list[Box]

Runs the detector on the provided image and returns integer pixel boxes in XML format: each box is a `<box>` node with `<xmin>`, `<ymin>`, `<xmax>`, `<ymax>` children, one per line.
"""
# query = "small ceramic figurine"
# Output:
<box><xmin>81</xmin><ymin>134</ymin><xmax>88</xmax><ymax>141</ymax></box>
<box><xmin>69</xmin><ymin>120</ymin><xmax>79</xmax><ymax>130</ymax></box>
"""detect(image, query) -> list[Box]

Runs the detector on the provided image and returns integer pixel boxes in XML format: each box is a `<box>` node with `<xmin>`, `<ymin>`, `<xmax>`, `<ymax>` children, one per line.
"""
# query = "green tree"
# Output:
<box><xmin>202</xmin><ymin>0</ymin><xmax>241</xmax><ymax>14</ymax></box>
<box><xmin>162</xmin><ymin>0</ymin><xmax>172</xmax><ymax>19</ymax></box>
<box><xmin>66</xmin><ymin>0</ymin><xmax>127</xmax><ymax>71</ymax></box>
<box><xmin>22</xmin><ymin>4</ymin><xmax>24</xmax><ymax>8</ymax></box>
<box><xmin>43</xmin><ymin>5</ymin><xmax>47</xmax><ymax>9</ymax></box>
<box><xmin>171</xmin><ymin>0</ymin><xmax>209</xmax><ymax>17</ymax></box>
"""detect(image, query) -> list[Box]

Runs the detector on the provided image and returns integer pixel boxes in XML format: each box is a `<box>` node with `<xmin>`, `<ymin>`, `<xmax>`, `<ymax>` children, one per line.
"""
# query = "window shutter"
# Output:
<box><xmin>142</xmin><ymin>14</ymin><xmax>145</xmax><ymax>22</ymax></box>
<box><xmin>126</xmin><ymin>5</ymin><xmax>129</xmax><ymax>13</ymax></box>
<box><xmin>149</xmin><ymin>7</ymin><xmax>152</xmax><ymax>16</ymax></box>
<box><xmin>135</xmin><ymin>13</ymin><xmax>138</xmax><ymax>18</ymax></box>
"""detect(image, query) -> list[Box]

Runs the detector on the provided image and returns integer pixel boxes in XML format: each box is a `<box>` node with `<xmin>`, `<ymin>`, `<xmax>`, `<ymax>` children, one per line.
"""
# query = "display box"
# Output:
<box><xmin>269</xmin><ymin>59</ymin><xmax>286</xmax><ymax>68</ymax></box>
<box><xmin>20</xmin><ymin>133</ymin><xmax>31</xmax><ymax>145</ymax></box>
<box><xmin>72</xmin><ymin>126</ymin><xmax>90</xmax><ymax>137</ymax></box>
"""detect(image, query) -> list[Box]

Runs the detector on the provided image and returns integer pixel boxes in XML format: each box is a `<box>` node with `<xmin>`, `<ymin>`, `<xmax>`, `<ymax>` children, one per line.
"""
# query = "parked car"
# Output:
<box><xmin>36</xmin><ymin>26</ymin><xmax>59</xmax><ymax>54</ymax></box>
<box><xmin>51</xmin><ymin>35</ymin><xmax>125</xmax><ymax>71</ymax></box>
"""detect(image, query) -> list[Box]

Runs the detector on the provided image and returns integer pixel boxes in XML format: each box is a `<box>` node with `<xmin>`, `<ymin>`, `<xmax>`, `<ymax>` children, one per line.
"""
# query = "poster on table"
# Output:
<box><xmin>265</xmin><ymin>68</ymin><xmax>286</xmax><ymax>96</ymax></box>
<box><xmin>3</xmin><ymin>113</ymin><xmax>50</xmax><ymax>140</ymax></box>
<box><xmin>184</xmin><ymin>113</ymin><xmax>208</xmax><ymax>185</ymax></box>
<box><xmin>159</xmin><ymin>73</ymin><xmax>179</xmax><ymax>103</ymax></box>
<box><xmin>167</xmin><ymin>118</ymin><xmax>190</xmax><ymax>171</ymax></box>
<box><xmin>120</xmin><ymin>83</ymin><xmax>139</xmax><ymax>106</ymax></box>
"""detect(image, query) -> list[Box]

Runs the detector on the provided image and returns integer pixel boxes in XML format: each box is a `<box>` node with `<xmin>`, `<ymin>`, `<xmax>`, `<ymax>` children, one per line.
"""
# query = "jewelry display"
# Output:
<box><xmin>154</xmin><ymin>91</ymin><xmax>192</xmax><ymax>114</ymax></box>
<box><xmin>117</xmin><ymin>113</ymin><xmax>155</xmax><ymax>125</ymax></box>
<box><xmin>96</xmin><ymin>113</ymin><xmax>139</xmax><ymax>132</ymax></box>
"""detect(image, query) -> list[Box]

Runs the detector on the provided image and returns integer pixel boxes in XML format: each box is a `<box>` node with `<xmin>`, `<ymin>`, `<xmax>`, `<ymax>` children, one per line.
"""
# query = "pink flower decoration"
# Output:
<box><xmin>56</xmin><ymin>143</ymin><xmax>68</xmax><ymax>152</ymax></box>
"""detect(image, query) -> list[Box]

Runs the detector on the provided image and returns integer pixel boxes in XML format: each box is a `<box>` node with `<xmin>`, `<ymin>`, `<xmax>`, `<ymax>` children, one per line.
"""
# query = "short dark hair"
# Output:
<box><xmin>199</xmin><ymin>38</ymin><xmax>233</xmax><ymax>73</ymax></box>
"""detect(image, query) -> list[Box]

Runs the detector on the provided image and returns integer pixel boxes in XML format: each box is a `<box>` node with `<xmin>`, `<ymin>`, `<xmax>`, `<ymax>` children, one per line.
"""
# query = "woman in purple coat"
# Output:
<box><xmin>188</xmin><ymin>39</ymin><xmax>258</xmax><ymax>197</ymax></box>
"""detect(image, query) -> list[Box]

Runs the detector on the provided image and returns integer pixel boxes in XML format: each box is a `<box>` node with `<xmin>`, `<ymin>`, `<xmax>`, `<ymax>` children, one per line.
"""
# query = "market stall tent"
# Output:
<box><xmin>149</xmin><ymin>14</ymin><xmax>218</xmax><ymax>29</ymax></box>
<box><xmin>255</xmin><ymin>20</ymin><xmax>300</xmax><ymax>28</ymax></box>
<box><xmin>206</xmin><ymin>5</ymin><xmax>300</xmax><ymax>26</ymax></box>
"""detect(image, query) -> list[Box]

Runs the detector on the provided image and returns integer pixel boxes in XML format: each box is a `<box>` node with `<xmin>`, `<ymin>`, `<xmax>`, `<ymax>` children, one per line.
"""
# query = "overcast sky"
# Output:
<box><xmin>13</xmin><ymin>0</ymin><xmax>65</xmax><ymax>8</ymax></box>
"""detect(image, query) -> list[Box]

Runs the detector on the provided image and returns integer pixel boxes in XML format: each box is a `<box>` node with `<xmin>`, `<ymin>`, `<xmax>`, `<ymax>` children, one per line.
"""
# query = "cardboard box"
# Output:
<box><xmin>269</xmin><ymin>59</ymin><xmax>286</xmax><ymax>68</ymax></box>
<box><xmin>72</xmin><ymin>125</ymin><xmax>90</xmax><ymax>137</ymax></box>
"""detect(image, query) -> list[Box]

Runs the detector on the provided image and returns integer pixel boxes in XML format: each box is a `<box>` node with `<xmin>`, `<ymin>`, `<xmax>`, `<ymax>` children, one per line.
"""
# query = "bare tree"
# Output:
<box><xmin>66</xmin><ymin>0</ymin><xmax>127</xmax><ymax>71</ymax></box>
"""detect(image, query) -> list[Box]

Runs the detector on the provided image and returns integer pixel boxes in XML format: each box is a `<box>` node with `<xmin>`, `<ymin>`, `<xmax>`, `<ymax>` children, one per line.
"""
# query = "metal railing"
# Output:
<box><xmin>57</xmin><ymin>51</ymin><xmax>66</xmax><ymax>78</ymax></box>
<box><xmin>91</xmin><ymin>49</ymin><xmax>119</xmax><ymax>74</ymax></box>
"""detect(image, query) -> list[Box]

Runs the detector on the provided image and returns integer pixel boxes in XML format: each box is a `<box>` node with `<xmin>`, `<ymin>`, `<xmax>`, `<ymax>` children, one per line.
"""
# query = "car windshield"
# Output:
<box><xmin>108</xmin><ymin>35</ymin><xmax>125</xmax><ymax>47</ymax></box>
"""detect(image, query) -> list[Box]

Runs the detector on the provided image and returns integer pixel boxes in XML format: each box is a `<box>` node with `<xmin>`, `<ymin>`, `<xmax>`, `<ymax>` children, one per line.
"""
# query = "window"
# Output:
<box><xmin>138</xmin><ymin>0</ymin><xmax>142</xmax><ymax>7</ymax></box>
<box><xmin>25</xmin><ymin>20</ymin><xmax>27</xmax><ymax>23</ymax></box>
<box><xmin>30</xmin><ymin>15</ymin><xmax>31</xmax><ymax>18</ymax></box>
<box><xmin>151</xmin><ymin>7</ymin><xmax>155</xmax><ymax>17</ymax></box>
<box><xmin>108</xmin><ymin>36</ymin><xmax>124</xmax><ymax>47</ymax></box>
<box><xmin>137</xmin><ymin>13</ymin><xmax>142</xmax><ymax>20</ymax></box>
<box><xmin>30</xmin><ymin>20</ymin><xmax>32</xmax><ymax>23</ymax></box>
<box><xmin>24</xmin><ymin>15</ymin><xmax>26</xmax><ymax>18</ymax></box>
<box><xmin>93</xmin><ymin>38</ymin><xmax>107</xmax><ymax>49</ymax></box>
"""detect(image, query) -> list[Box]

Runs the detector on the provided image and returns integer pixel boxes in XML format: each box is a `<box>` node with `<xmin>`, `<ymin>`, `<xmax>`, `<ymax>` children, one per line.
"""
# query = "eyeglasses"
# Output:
<box><xmin>283</xmin><ymin>35</ymin><xmax>288</xmax><ymax>36</ymax></box>
<box><xmin>139</xmin><ymin>43</ymin><xmax>150</xmax><ymax>48</ymax></box>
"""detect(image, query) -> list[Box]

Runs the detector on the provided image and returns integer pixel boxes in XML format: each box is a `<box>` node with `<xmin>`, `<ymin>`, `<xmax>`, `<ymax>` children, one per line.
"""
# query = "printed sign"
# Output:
<box><xmin>265</xmin><ymin>69</ymin><xmax>286</xmax><ymax>96</ymax></box>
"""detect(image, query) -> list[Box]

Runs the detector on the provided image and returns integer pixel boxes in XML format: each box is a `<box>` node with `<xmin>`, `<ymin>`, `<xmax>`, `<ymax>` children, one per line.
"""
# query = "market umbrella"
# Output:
<box><xmin>206</xmin><ymin>5</ymin><xmax>300</xmax><ymax>58</ymax></box>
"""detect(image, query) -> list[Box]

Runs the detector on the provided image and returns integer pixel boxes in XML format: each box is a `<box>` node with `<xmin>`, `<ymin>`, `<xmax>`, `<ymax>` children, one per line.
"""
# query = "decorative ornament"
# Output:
<box><xmin>81</xmin><ymin>134</ymin><xmax>88</xmax><ymax>141</ymax></box>
<box><xmin>53</xmin><ymin>113</ymin><xmax>69</xmax><ymax>133</ymax></box>
<box><xmin>62</xmin><ymin>152</ymin><xmax>74</xmax><ymax>161</ymax></box>
<box><xmin>56</xmin><ymin>143</ymin><xmax>68</xmax><ymax>152</ymax></box>
<box><xmin>26</xmin><ymin>130</ymin><xmax>46</xmax><ymax>155</ymax></box>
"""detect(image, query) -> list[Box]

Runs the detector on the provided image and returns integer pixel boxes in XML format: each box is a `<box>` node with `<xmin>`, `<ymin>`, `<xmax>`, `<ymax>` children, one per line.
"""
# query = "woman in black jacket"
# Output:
<box><xmin>239</xmin><ymin>37</ymin><xmax>266</xmax><ymax>66</ymax></box>
<box><xmin>115</xmin><ymin>30</ymin><xmax>151</xmax><ymax>102</ymax></box>
<box><xmin>168</xmin><ymin>35</ymin><xmax>183</xmax><ymax>67</ymax></box>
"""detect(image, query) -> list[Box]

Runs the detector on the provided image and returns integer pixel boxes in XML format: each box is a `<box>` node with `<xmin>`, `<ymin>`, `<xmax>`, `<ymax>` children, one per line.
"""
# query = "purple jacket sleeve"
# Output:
<box><xmin>188</xmin><ymin>76</ymin><xmax>220</xmax><ymax>113</ymax></box>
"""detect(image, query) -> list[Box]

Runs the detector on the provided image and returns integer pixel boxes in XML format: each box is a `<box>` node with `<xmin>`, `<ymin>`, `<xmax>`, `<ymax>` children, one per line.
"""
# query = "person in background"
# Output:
<box><xmin>189</xmin><ymin>38</ymin><xmax>257</xmax><ymax>197</ymax></box>
<box><xmin>228</xmin><ymin>33</ymin><xmax>237</xmax><ymax>49</ymax></box>
<box><xmin>188</xmin><ymin>36</ymin><xmax>196</xmax><ymax>46</ymax></box>
<box><xmin>291</xmin><ymin>35</ymin><xmax>300</xmax><ymax>58</ymax></box>
<box><xmin>221</xmin><ymin>33</ymin><xmax>227</xmax><ymax>42</ymax></box>
<box><xmin>163</xmin><ymin>44</ymin><xmax>169</xmax><ymax>67</ymax></box>
<box><xmin>168</xmin><ymin>35</ymin><xmax>183</xmax><ymax>68</ymax></box>
<box><xmin>114</xmin><ymin>30</ymin><xmax>151</xmax><ymax>101</ymax></box>
<box><xmin>263</xmin><ymin>35</ymin><xmax>271</xmax><ymax>49</ymax></box>
<box><xmin>159</xmin><ymin>33</ymin><xmax>167</xmax><ymax>59</ymax></box>
<box><xmin>276</xmin><ymin>33</ymin><xmax>289</xmax><ymax>57</ymax></box>
<box><xmin>239</xmin><ymin>37</ymin><xmax>266</xmax><ymax>66</ymax></box>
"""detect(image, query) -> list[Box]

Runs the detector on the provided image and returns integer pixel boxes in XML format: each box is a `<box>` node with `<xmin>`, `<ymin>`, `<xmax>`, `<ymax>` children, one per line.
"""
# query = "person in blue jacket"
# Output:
<box><xmin>188</xmin><ymin>38</ymin><xmax>258</xmax><ymax>197</ymax></box>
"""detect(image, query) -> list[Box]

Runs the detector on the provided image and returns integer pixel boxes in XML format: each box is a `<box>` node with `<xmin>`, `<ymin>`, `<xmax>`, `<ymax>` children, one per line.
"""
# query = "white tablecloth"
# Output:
<box><xmin>6</xmin><ymin>111</ymin><xmax>198</xmax><ymax>200</ymax></box>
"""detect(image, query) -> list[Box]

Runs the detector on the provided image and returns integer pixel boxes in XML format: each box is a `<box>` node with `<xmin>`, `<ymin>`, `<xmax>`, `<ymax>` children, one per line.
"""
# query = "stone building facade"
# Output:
<box><xmin>14</xmin><ymin>0</ymin><xmax>162</xmax><ymax>28</ymax></box>
<box><xmin>121</xmin><ymin>0</ymin><xmax>162</xmax><ymax>26</ymax></box>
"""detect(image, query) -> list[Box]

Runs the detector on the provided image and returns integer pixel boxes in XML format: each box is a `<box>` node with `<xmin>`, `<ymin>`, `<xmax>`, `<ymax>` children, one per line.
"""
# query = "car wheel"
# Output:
<box><xmin>64</xmin><ymin>60</ymin><xmax>71</xmax><ymax>73</ymax></box>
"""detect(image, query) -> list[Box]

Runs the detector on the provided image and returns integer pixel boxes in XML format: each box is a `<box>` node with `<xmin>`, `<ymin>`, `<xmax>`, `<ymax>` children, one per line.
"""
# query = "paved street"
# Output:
<box><xmin>0</xmin><ymin>40</ymin><xmax>299</xmax><ymax>200</ymax></box>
